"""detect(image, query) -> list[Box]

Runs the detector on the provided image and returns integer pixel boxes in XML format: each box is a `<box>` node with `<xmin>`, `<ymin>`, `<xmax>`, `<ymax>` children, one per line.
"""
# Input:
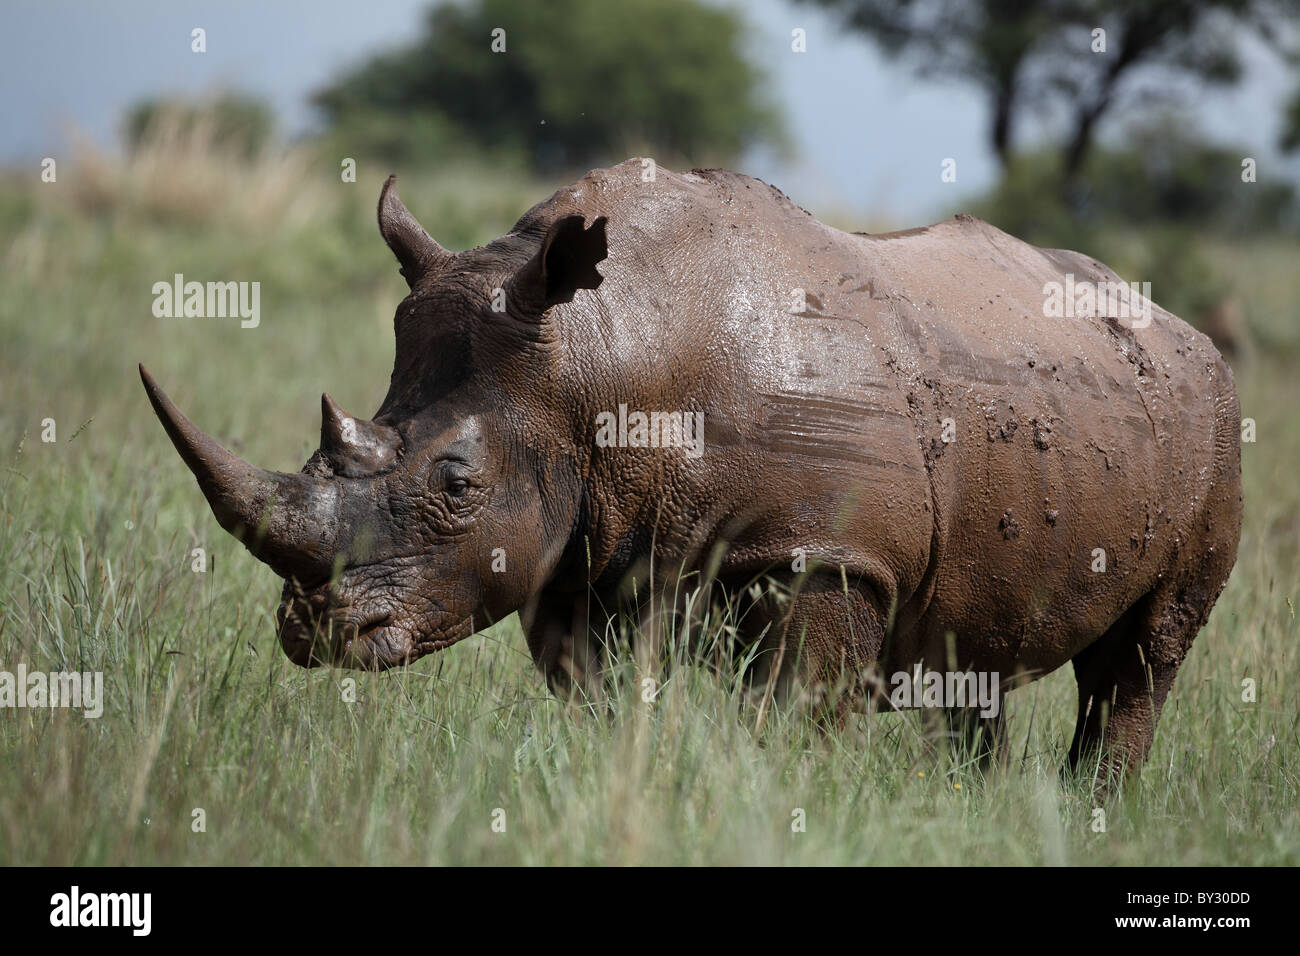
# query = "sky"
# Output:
<box><xmin>2</xmin><ymin>0</ymin><xmax>1297</xmax><ymax>223</ymax></box>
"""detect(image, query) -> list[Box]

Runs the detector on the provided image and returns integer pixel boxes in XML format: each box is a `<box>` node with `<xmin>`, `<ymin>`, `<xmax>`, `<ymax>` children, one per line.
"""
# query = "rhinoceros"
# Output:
<box><xmin>141</xmin><ymin>159</ymin><xmax>1241</xmax><ymax>783</ymax></box>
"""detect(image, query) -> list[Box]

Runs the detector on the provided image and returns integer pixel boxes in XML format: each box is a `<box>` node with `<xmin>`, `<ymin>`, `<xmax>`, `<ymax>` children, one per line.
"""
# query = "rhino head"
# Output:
<box><xmin>142</xmin><ymin>176</ymin><xmax>608</xmax><ymax>669</ymax></box>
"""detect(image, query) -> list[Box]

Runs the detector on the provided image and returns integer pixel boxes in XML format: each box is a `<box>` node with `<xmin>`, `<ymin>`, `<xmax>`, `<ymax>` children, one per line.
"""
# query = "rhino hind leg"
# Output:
<box><xmin>1067</xmin><ymin>541</ymin><xmax>1237</xmax><ymax>793</ymax></box>
<box><xmin>1069</xmin><ymin>377</ymin><xmax>1241</xmax><ymax>794</ymax></box>
<box><xmin>1066</xmin><ymin>597</ymin><xmax>1184</xmax><ymax>794</ymax></box>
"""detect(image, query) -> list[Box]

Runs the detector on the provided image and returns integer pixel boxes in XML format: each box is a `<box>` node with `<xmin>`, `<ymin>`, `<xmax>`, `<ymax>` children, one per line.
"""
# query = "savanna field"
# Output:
<box><xmin>1</xmin><ymin>139</ymin><xmax>1297</xmax><ymax>866</ymax></box>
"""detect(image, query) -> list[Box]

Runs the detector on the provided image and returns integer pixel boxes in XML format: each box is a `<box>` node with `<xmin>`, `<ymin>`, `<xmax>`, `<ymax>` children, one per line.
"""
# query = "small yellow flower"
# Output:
<box><xmin>917</xmin><ymin>771</ymin><xmax>925</xmax><ymax>777</ymax></box>
<box><xmin>954</xmin><ymin>783</ymin><xmax>962</xmax><ymax>790</ymax></box>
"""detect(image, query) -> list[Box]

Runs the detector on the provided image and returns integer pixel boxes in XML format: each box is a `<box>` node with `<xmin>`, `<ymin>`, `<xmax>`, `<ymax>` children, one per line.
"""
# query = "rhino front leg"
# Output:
<box><xmin>935</xmin><ymin>708</ymin><xmax>1009</xmax><ymax>769</ymax></box>
<box><xmin>521</xmin><ymin>591</ymin><xmax>608</xmax><ymax>703</ymax></box>
<box><xmin>739</xmin><ymin>571</ymin><xmax>889</xmax><ymax>727</ymax></box>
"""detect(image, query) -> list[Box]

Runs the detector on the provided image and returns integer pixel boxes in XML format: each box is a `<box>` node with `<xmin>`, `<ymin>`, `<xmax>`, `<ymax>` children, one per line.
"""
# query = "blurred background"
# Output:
<box><xmin>4</xmin><ymin>0</ymin><xmax>1299</xmax><ymax>358</ymax></box>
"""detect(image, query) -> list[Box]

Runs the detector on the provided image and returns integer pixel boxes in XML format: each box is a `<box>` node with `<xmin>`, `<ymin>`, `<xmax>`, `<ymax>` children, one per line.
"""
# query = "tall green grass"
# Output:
<box><xmin>0</xmin><ymin>137</ymin><xmax>1296</xmax><ymax>864</ymax></box>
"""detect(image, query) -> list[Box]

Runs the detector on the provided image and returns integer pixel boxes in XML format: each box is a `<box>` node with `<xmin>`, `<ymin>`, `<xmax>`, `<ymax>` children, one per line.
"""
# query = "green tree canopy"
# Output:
<box><xmin>795</xmin><ymin>0</ymin><xmax>1293</xmax><ymax>200</ymax></box>
<box><xmin>1282</xmin><ymin>84</ymin><xmax>1300</xmax><ymax>153</ymax></box>
<box><xmin>315</xmin><ymin>0</ymin><xmax>784</xmax><ymax>170</ymax></box>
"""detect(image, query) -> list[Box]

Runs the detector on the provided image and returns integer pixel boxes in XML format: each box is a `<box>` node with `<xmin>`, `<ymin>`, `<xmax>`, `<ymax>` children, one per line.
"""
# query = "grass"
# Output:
<box><xmin>0</xmin><ymin>136</ymin><xmax>1297</xmax><ymax>865</ymax></box>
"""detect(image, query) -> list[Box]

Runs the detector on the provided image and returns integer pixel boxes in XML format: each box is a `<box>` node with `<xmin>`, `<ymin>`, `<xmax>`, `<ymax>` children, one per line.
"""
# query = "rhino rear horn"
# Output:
<box><xmin>378</xmin><ymin>175</ymin><xmax>450</xmax><ymax>288</ymax></box>
<box><xmin>320</xmin><ymin>393</ymin><xmax>401</xmax><ymax>477</ymax></box>
<box><xmin>140</xmin><ymin>364</ymin><xmax>340</xmax><ymax>582</ymax></box>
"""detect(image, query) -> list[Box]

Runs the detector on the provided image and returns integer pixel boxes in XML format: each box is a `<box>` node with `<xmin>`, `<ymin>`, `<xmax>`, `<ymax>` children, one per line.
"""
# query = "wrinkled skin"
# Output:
<box><xmin>143</xmin><ymin>160</ymin><xmax>1242</xmax><ymax>786</ymax></box>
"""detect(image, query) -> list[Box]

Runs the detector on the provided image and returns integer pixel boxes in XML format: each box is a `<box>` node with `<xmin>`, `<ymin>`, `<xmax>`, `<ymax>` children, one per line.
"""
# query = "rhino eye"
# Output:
<box><xmin>446</xmin><ymin>478</ymin><xmax>470</xmax><ymax>498</ymax></box>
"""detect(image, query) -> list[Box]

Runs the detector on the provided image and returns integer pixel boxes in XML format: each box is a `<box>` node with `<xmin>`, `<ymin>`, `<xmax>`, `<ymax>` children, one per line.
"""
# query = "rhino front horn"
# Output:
<box><xmin>378</xmin><ymin>175</ymin><xmax>450</xmax><ymax>288</ymax></box>
<box><xmin>139</xmin><ymin>364</ymin><xmax>340</xmax><ymax>581</ymax></box>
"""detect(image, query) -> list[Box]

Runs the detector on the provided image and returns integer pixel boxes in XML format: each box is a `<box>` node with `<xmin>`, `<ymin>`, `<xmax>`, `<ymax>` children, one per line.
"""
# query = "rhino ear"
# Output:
<box><xmin>514</xmin><ymin>214</ymin><xmax>608</xmax><ymax>310</ymax></box>
<box><xmin>378</xmin><ymin>175</ymin><xmax>449</xmax><ymax>288</ymax></box>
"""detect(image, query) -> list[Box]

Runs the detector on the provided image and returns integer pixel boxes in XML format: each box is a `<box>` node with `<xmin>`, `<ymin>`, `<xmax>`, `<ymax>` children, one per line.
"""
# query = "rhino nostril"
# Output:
<box><xmin>355</xmin><ymin>613</ymin><xmax>393</xmax><ymax>640</ymax></box>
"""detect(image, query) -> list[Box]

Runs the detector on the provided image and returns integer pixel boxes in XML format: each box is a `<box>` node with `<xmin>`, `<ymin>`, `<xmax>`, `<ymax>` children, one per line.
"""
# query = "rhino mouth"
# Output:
<box><xmin>342</xmin><ymin>619</ymin><xmax>416</xmax><ymax>670</ymax></box>
<box><xmin>276</xmin><ymin>598</ymin><xmax>414</xmax><ymax>671</ymax></box>
<box><xmin>276</xmin><ymin>585</ymin><xmax>478</xmax><ymax>670</ymax></box>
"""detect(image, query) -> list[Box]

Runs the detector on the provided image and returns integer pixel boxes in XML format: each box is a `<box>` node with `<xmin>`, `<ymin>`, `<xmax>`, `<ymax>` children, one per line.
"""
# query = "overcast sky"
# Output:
<box><xmin>2</xmin><ymin>0</ymin><xmax>1296</xmax><ymax>222</ymax></box>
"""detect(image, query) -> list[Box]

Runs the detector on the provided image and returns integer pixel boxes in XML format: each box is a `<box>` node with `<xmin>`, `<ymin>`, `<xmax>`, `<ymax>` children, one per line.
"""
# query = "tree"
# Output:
<box><xmin>1281</xmin><ymin>85</ymin><xmax>1300</xmax><ymax>153</ymax></box>
<box><xmin>795</xmin><ymin>0</ymin><xmax>1289</xmax><ymax>199</ymax></box>
<box><xmin>314</xmin><ymin>0</ymin><xmax>784</xmax><ymax>171</ymax></box>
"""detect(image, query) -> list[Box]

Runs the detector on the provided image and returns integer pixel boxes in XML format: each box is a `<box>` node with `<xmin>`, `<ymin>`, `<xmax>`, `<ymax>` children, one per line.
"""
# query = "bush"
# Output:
<box><xmin>125</xmin><ymin>93</ymin><xmax>275</xmax><ymax>160</ymax></box>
